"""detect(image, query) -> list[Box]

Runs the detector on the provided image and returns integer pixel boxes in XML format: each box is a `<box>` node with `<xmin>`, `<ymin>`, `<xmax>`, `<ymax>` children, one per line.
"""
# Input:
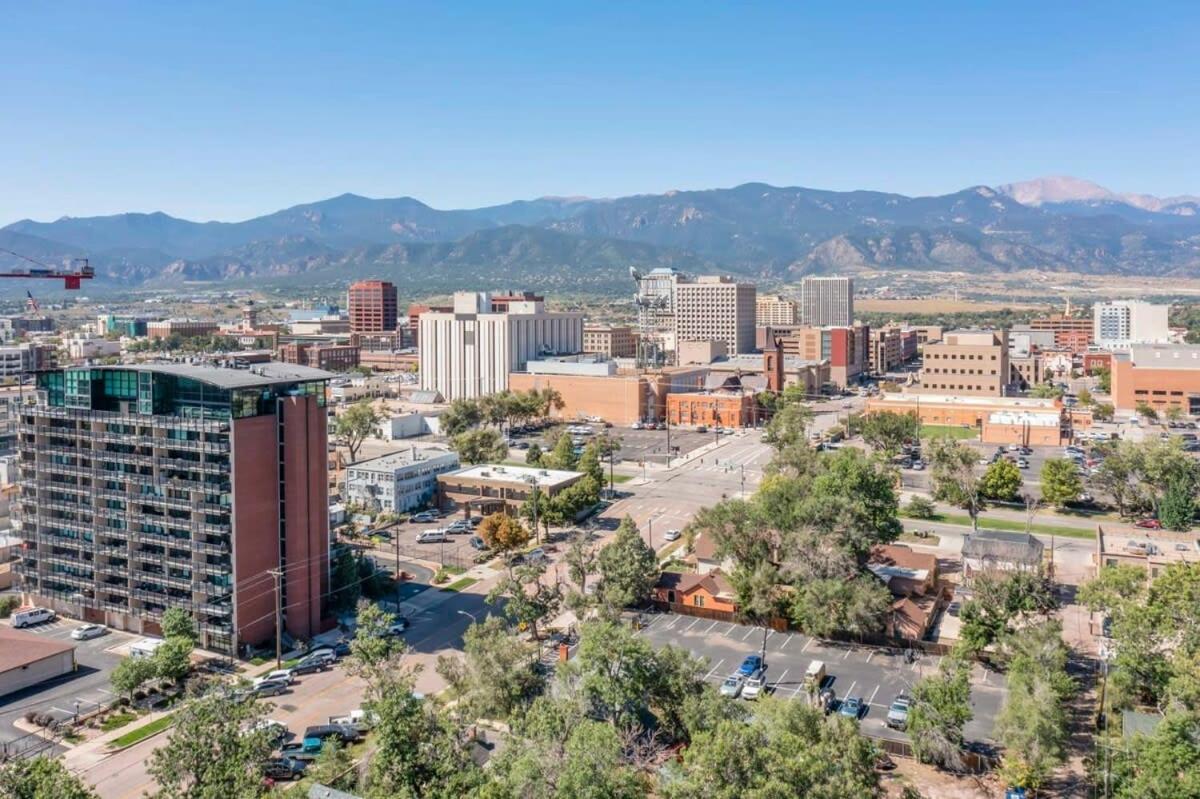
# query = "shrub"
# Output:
<box><xmin>905</xmin><ymin>495</ymin><xmax>938</xmax><ymax>520</ymax></box>
<box><xmin>0</xmin><ymin>595</ymin><xmax>20</xmax><ymax>619</ymax></box>
<box><xmin>24</xmin><ymin>711</ymin><xmax>37</xmax><ymax>724</ymax></box>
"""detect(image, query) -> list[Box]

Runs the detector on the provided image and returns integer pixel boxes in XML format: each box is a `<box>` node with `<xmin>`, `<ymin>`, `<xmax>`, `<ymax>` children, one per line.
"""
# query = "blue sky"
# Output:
<box><xmin>2</xmin><ymin>2</ymin><xmax>1197</xmax><ymax>223</ymax></box>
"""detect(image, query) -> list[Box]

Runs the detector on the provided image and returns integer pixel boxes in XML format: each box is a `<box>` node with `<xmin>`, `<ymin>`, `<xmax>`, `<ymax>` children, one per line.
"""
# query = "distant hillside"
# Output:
<box><xmin>4</xmin><ymin>177</ymin><xmax>1199</xmax><ymax>289</ymax></box>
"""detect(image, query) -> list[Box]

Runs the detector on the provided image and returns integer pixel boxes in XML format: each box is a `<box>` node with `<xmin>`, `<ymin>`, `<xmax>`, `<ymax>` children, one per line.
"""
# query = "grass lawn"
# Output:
<box><xmin>897</xmin><ymin>531</ymin><xmax>942</xmax><ymax>546</ymax></box>
<box><xmin>110</xmin><ymin>714</ymin><xmax>173</xmax><ymax>749</ymax></box>
<box><xmin>900</xmin><ymin>509</ymin><xmax>1095</xmax><ymax>539</ymax></box>
<box><xmin>660</xmin><ymin>559</ymin><xmax>691</xmax><ymax>573</ymax></box>
<box><xmin>99</xmin><ymin>711</ymin><xmax>139</xmax><ymax>733</ymax></box>
<box><xmin>442</xmin><ymin>577</ymin><xmax>479</xmax><ymax>592</ymax></box>
<box><xmin>919</xmin><ymin>425</ymin><xmax>978</xmax><ymax>440</ymax></box>
<box><xmin>440</xmin><ymin>564</ymin><xmax>466</xmax><ymax>576</ymax></box>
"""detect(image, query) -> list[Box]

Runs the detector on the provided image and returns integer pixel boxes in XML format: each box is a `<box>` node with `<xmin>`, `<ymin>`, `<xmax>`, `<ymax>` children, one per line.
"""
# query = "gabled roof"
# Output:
<box><xmin>961</xmin><ymin>529</ymin><xmax>1044</xmax><ymax>564</ymax></box>
<box><xmin>0</xmin><ymin>627</ymin><xmax>75</xmax><ymax>672</ymax></box>
<box><xmin>655</xmin><ymin>570</ymin><xmax>735</xmax><ymax>600</ymax></box>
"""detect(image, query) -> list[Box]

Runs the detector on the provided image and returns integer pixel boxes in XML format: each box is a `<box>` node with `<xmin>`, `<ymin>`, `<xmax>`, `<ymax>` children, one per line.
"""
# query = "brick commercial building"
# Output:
<box><xmin>869</xmin><ymin>327</ymin><xmax>903</xmax><ymax>375</ymax></box>
<box><xmin>16</xmin><ymin>363</ymin><xmax>332</xmax><ymax>656</ymax></box>
<box><xmin>1111</xmin><ymin>344</ymin><xmax>1200</xmax><ymax>414</ymax></box>
<box><xmin>348</xmin><ymin>280</ymin><xmax>398</xmax><ymax>334</ymax></box>
<box><xmin>865</xmin><ymin>392</ymin><xmax>1077</xmax><ymax>446</ymax></box>
<box><xmin>666</xmin><ymin>390</ymin><xmax>758</xmax><ymax>429</ymax></box>
<box><xmin>674</xmin><ymin>276</ymin><xmax>757</xmax><ymax>355</ymax></box>
<box><xmin>1083</xmin><ymin>350</ymin><xmax>1112</xmax><ymax>375</ymax></box>
<box><xmin>436</xmin><ymin>464</ymin><xmax>582</xmax><ymax>517</ymax></box>
<box><xmin>918</xmin><ymin>330</ymin><xmax>1013</xmax><ymax>396</ymax></box>
<box><xmin>582</xmin><ymin>325</ymin><xmax>637</xmax><ymax>358</ymax></box>
<box><xmin>509</xmin><ymin>371</ymin><xmax>659</xmax><ymax>427</ymax></box>
<box><xmin>1028</xmin><ymin>314</ymin><xmax>1094</xmax><ymax>353</ymax></box>
<box><xmin>776</xmin><ymin>326</ymin><xmax>869</xmax><ymax>389</ymax></box>
<box><xmin>280</xmin><ymin>342</ymin><xmax>360</xmax><ymax>372</ymax></box>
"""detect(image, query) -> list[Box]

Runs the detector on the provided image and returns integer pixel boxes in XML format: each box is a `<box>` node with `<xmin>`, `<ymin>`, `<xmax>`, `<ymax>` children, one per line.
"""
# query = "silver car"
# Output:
<box><xmin>70</xmin><ymin>623</ymin><xmax>107</xmax><ymax>641</ymax></box>
<box><xmin>719</xmin><ymin>675</ymin><xmax>744</xmax><ymax>698</ymax></box>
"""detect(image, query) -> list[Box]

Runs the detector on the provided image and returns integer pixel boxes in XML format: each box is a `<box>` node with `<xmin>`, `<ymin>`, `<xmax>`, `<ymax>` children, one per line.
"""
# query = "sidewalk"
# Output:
<box><xmin>62</xmin><ymin>705</ymin><xmax>176</xmax><ymax>772</ymax></box>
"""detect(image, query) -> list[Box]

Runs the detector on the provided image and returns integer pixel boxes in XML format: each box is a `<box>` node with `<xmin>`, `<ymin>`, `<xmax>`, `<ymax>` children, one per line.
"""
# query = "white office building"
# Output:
<box><xmin>1094</xmin><ymin>301</ymin><xmax>1170</xmax><ymax>349</ymax></box>
<box><xmin>800</xmin><ymin>276</ymin><xmax>854</xmax><ymax>327</ymax></box>
<box><xmin>418</xmin><ymin>292</ymin><xmax>583</xmax><ymax>401</ymax></box>
<box><xmin>344</xmin><ymin>445</ymin><xmax>461</xmax><ymax>514</ymax></box>
<box><xmin>674</xmin><ymin>276</ymin><xmax>757</xmax><ymax>355</ymax></box>
<box><xmin>756</xmin><ymin>294</ymin><xmax>799</xmax><ymax>326</ymax></box>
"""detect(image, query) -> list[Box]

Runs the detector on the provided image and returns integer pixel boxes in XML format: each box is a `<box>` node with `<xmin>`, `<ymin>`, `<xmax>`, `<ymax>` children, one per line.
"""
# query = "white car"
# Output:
<box><xmin>410</xmin><ymin>511</ymin><xmax>438</xmax><ymax>523</ymax></box>
<box><xmin>10</xmin><ymin>607</ymin><xmax>55</xmax><ymax>628</ymax></box>
<box><xmin>663</xmin><ymin>529</ymin><xmax>681</xmax><ymax>542</ymax></box>
<box><xmin>255</xmin><ymin>669</ymin><xmax>295</xmax><ymax>686</ymax></box>
<box><xmin>70</xmin><ymin>623</ymin><xmax>107</xmax><ymax>641</ymax></box>
<box><xmin>417</xmin><ymin>529</ymin><xmax>448</xmax><ymax>543</ymax></box>
<box><xmin>742</xmin><ymin>675</ymin><xmax>766</xmax><ymax>700</ymax></box>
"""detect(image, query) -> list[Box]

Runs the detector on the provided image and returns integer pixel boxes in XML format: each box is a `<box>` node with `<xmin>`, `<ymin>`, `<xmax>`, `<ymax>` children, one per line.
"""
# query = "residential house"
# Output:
<box><xmin>652</xmin><ymin>570</ymin><xmax>737</xmax><ymax>613</ymax></box>
<box><xmin>961</xmin><ymin>529</ymin><xmax>1044</xmax><ymax>577</ymax></box>
<box><xmin>868</xmin><ymin>544</ymin><xmax>943</xmax><ymax>640</ymax></box>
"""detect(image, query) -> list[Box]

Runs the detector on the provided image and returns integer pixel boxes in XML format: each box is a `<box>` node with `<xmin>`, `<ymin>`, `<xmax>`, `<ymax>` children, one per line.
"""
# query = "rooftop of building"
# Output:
<box><xmin>441</xmin><ymin>463</ymin><xmax>583</xmax><ymax>488</ymax></box>
<box><xmin>708</xmin><ymin>353</ymin><xmax>824</xmax><ymax>371</ymax></box>
<box><xmin>0</xmin><ymin>626</ymin><xmax>75</xmax><ymax>672</ymax></box>
<box><xmin>347</xmin><ymin>445</ymin><xmax>458</xmax><ymax>472</ymax></box>
<box><xmin>1118</xmin><ymin>343</ymin><xmax>1200</xmax><ymax>368</ymax></box>
<box><xmin>961</xmin><ymin>529</ymin><xmax>1045</xmax><ymax>563</ymax></box>
<box><xmin>871</xmin><ymin>392</ymin><xmax>1059</xmax><ymax>410</ymax></box>
<box><xmin>75</xmin><ymin>361</ymin><xmax>334</xmax><ymax>389</ymax></box>
<box><xmin>1097</xmin><ymin>525</ymin><xmax>1200</xmax><ymax>563</ymax></box>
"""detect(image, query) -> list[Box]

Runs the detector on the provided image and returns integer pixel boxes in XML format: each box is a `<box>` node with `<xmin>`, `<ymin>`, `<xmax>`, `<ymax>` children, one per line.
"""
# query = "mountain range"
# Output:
<box><xmin>3</xmin><ymin>177</ymin><xmax>1199</xmax><ymax>291</ymax></box>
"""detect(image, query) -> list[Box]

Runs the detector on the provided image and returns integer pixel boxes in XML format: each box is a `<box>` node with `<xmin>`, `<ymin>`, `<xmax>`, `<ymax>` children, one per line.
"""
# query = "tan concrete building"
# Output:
<box><xmin>508</xmin><ymin>371</ymin><xmax>661</xmax><ymax>426</ymax></box>
<box><xmin>674</xmin><ymin>276</ymin><xmax>757</xmax><ymax>355</ymax></box>
<box><xmin>677</xmin><ymin>339</ymin><xmax>727</xmax><ymax>366</ymax></box>
<box><xmin>582</xmin><ymin>325</ymin><xmax>636</xmax><ymax>358</ymax></box>
<box><xmin>0</xmin><ymin>627</ymin><xmax>76</xmax><ymax>699</ymax></box>
<box><xmin>1010</xmin><ymin>354</ymin><xmax>1044</xmax><ymax>389</ymax></box>
<box><xmin>436</xmin><ymin>463</ymin><xmax>582</xmax><ymax>517</ymax></box>
<box><xmin>1111</xmin><ymin>344</ymin><xmax>1200</xmax><ymax>414</ymax></box>
<box><xmin>869</xmin><ymin>327</ymin><xmax>903</xmax><ymax>375</ymax></box>
<box><xmin>146</xmin><ymin>319</ymin><xmax>219</xmax><ymax>339</ymax></box>
<box><xmin>865</xmin><ymin>392</ymin><xmax>1077</xmax><ymax>445</ymax></box>
<box><xmin>918</xmin><ymin>330</ymin><xmax>1012</xmax><ymax>396</ymax></box>
<box><xmin>756</xmin><ymin>295</ymin><xmax>798</xmax><ymax>327</ymax></box>
<box><xmin>776</xmin><ymin>326</ymin><xmax>868</xmax><ymax>388</ymax></box>
<box><xmin>1095</xmin><ymin>525</ymin><xmax>1200</xmax><ymax>579</ymax></box>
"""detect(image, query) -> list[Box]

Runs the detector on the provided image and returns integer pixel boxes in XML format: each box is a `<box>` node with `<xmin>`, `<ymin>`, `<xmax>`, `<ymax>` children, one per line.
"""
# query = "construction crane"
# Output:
<box><xmin>0</xmin><ymin>248</ymin><xmax>94</xmax><ymax>289</ymax></box>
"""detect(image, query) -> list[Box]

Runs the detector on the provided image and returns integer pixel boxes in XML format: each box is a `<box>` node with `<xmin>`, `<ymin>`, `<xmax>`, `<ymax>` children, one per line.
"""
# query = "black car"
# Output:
<box><xmin>292</xmin><ymin>655</ymin><xmax>331</xmax><ymax>675</ymax></box>
<box><xmin>264</xmin><ymin>757</ymin><xmax>308</xmax><ymax>781</ymax></box>
<box><xmin>303</xmin><ymin>724</ymin><xmax>362</xmax><ymax>744</ymax></box>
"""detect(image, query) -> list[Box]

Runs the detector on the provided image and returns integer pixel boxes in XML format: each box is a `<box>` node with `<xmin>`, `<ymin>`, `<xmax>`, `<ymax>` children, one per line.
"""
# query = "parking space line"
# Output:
<box><xmin>703</xmin><ymin>621</ymin><xmax>718</xmax><ymax>634</ymax></box>
<box><xmin>778</xmin><ymin>634</ymin><xmax>793</xmax><ymax>651</ymax></box>
<box><xmin>865</xmin><ymin>650</ymin><xmax>875</xmax><ymax>663</ymax></box>
<box><xmin>684</xmin><ymin>618</ymin><xmax>702</xmax><ymax>633</ymax></box>
<box><xmin>842</xmin><ymin>649</ymin><xmax>852</xmax><ymax>660</ymax></box>
<box><xmin>844</xmin><ymin>680</ymin><xmax>857</xmax><ymax>698</ymax></box>
<box><xmin>801</xmin><ymin>638</ymin><xmax>812</xmax><ymax>653</ymax></box>
<box><xmin>771</xmin><ymin>668</ymin><xmax>789</xmax><ymax>693</ymax></box>
<box><xmin>723</xmin><ymin>623</ymin><xmax>737</xmax><ymax>636</ymax></box>
<box><xmin>868</xmin><ymin>684</ymin><xmax>880</xmax><ymax>706</ymax></box>
<box><xmin>664</xmin><ymin>615</ymin><xmax>681</xmax><ymax>631</ymax></box>
<box><xmin>741</xmin><ymin>627</ymin><xmax>756</xmax><ymax>641</ymax></box>
<box><xmin>703</xmin><ymin>659</ymin><xmax>725</xmax><ymax>680</ymax></box>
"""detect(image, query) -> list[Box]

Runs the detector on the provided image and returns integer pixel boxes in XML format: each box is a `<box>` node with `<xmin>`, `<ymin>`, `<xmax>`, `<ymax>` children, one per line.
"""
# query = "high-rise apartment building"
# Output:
<box><xmin>799</xmin><ymin>276</ymin><xmax>854</xmax><ymax>327</ymax></box>
<box><xmin>756</xmin><ymin>295</ymin><xmax>799</xmax><ymax>327</ymax></box>
<box><xmin>674</xmin><ymin>276</ymin><xmax>757</xmax><ymax>355</ymax></box>
<box><xmin>348</xmin><ymin>280</ymin><xmax>398</xmax><ymax>334</ymax></box>
<box><xmin>1093</xmin><ymin>301</ymin><xmax>1170</xmax><ymax>349</ymax></box>
<box><xmin>419</xmin><ymin>292</ymin><xmax>583</xmax><ymax>401</ymax></box>
<box><xmin>918</xmin><ymin>330</ymin><xmax>1012</xmax><ymax>396</ymax></box>
<box><xmin>15</xmin><ymin>363</ymin><xmax>332</xmax><ymax>656</ymax></box>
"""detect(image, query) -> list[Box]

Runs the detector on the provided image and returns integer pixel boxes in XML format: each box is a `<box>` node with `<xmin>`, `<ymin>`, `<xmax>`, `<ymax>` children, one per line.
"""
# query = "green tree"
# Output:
<box><xmin>546</xmin><ymin>432</ymin><xmax>579</xmax><ymax>471</ymax></box>
<box><xmin>436</xmin><ymin>615</ymin><xmax>541</xmax><ymax>721</ymax></box>
<box><xmin>577</xmin><ymin>440</ymin><xmax>604</xmax><ymax>485</ymax></box>
<box><xmin>451</xmin><ymin>428</ymin><xmax>508</xmax><ymax>465</ymax></box>
<box><xmin>329</xmin><ymin>545</ymin><xmax>362</xmax><ymax>613</ymax></box>
<box><xmin>1077</xmin><ymin>564</ymin><xmax>1146</xmax><ymax>614</ymax></box>
<box><xmin>487</xmin><ymin>563</ymin><xmax>561</xmax><ymax>641</ymax></box>
<box><xmin>440</xmin><ymin>398</ymin><xmax>484</xmax><ymax>437</ymax></box>
<box><xmin>928</xmin><ymin>437</ymin><xmax>986</xmax><ymax>530</ymax></box>
<box><xmin>1076</xmin><ymin>387</ymin><xmax>1093</xmax><ymax>406</ymax></box>
<box><xmin>1040</xmin><ymin>457</ymin><xmax>1084</xmax><ymax>508</ymax></box>
<box><xmin>728</xmin><ymin>559</ymin><xmax>782</xmax><ymax>668</ymax></box>
<box><xmin>1095</xmin><ymin>367</ymin><xmax>1111</xmax><ymax>393</ymax></box>
<box><xmin>334</xmin><ymin>400</ymin><xmax>382</xmax><ymax>463</ymax></box>
<box><xmin>789</xmin><ymin>575</ymin><xmax>891</xmax><ymax>638</ymax></box>
<box><xmin>596</xmin><ymin>516</ymin><xmax>658</xmax><ymax>610</ymax></box>
<box><xmin>160</xmin><ymin>608</ymin><xmax>198</xmax><ymax>645</ymax></box>
<box><xmin>1159</xmin><ymin>479</ymin><xmax>1195</xmax><ymax>531</ymax></box>
<box><xmin>762</xmin><ymin>401</ymin><xmax>814</xmax><ymax>451</ymax></box>
<box><xmin>908</xmin><ymin>656</ymin><xmax>973</xmax><ymax>771</ymax></box>
<box><xmin>525</xmin><ymin>442</ymin><xmax>543</xmax><ymax>466</ymax></box>
<box><xmin>152</xmin><ymin>637</ymin><xmax>193</xmax><ymax>685</ymax></box>
<box><xmin>980</xmin><ymin>458</ymin><xmax>1023</xmax><ymax>501</ymax></box>
<box><xmin>0</xmin><ymin>756</ymin><xmax>99</xmax><ymax>799</ymax></box>
<box><xmin>147</xmin><ymin>690</ymin><xmax>274</xmax><ymax>799</ymax></box>
<box><xmin>1104</xmin><ymin>711</ymin><xmax>1200</xmax><ymax>798</ymax></box>
<box><xmin>1091</xmin><ymin>441</ymin><xmax>1147</xmax><ymax>518</ymax></box>
<box><xmin>859</xmin><ymin>410</ymin><xmax>920</xmax><ymax>456</ymax></box>
<box><xmin>1136</xmin><ymin>401</ymin><xmax>1160</xmax><ymax>422</ymax></box>
<box><xmin>564</xmin><ymin>531</ymin><xmax>598</xmax><ymax>597</ymax></box>
<box><xmin>347</xmin><ymin>600</ymin><xmax>406</xmax><ymax>674</ymax></box>
<box><xmin>306</xmin><ymin>736</ymin><xmax>356</xmax><ymax>792</ymax></box>
<box><xmin>904</xmin><ymin>495</ymin><xmax>937</xmax><ymax>519</ymax></box>
<box><xmin>1029</xmin><ymin>382</ymin><xmax>1064</xmax><ymax>399</ymax></box>
<box><xmin>111</xmin><ymin>654</ymin><xmax>157</xmax><ymax>702</ymax></box>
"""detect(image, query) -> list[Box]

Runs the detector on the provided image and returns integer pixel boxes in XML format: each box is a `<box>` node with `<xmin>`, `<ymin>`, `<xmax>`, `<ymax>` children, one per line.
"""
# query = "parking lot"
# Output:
<box><xmin>0</xmin><ymin>615</ymin><xmax>137</xmax><ymax>744</ymax></box>
<box><xmin>898</xmin><ymin>441</ymin><xmax>1080</xmax><ymax>498</ymax></box>
<box><xmin>508</xmin><ymin>423</ymin><xmax>719</xmax><ymax>466</ymax></box>
<box><xmin>636</xmin><ymin>612</ymin><xmax>1005</xmax><ymax>745</ymax></box>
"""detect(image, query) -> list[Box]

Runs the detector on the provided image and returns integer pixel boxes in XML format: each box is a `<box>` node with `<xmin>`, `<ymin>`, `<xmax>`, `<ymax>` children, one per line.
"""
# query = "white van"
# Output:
<box><xmin>11</xmin><ymin>607</ymin><xmax>55</xmax><ymax>628</ymax></box>
<box><xmin>129</xmin><ymin>637</ymin><xmax>166</xmax><ymax>660</ymax></box>
<box><xmin>417</xmin><ymin>529</ymin><xmax>448</xmax><ymax>544</ymax></box>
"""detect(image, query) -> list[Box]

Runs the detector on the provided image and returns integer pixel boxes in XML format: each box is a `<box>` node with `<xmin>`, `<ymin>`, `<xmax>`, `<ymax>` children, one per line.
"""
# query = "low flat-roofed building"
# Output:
<box><xmin>866</xmin><ymin>392</ymin><xmax>1076</xmax><ymax>445</ymax></box>
<box><xmin>436</xmin><ymin>463</ymin><xmax>583</xmax><ymax>517</ymax></box>
<box><xmin>581</xmin><ymin>325</ymin><xmax>636</xmax><ymax>359</ymax></box>
<box><xmin>508</xmin><ymin>371</ymin><xmax>660</xmax><ymax>426</ymax></box>
<box><xmin>666</xmin><ymin>390</ymin><xmax>758</xmax><ymax>429</ymax></box>
<box><xmin>1111</xmin><ymin>344</ymin><xmax>1200</xmax><ymax>414</ymax></box>
<box><xmin>962</xmin><ymin>529</ymin><xmax>1044</xmax><ymax>578</ymax></box>
<box><xmin>1095</xmin><ymin>525</ymin><xmax>1200</xmax><ymax>579</ymax></box>
<box><xmin>345</xmin><ymin>445</ymin><xmax>460</xmax><ymax>514</ymax></box>
<box><xmin>0</xmin><ymin>626</ymin><xmax>76</xmax><ymax>698</ymax></box>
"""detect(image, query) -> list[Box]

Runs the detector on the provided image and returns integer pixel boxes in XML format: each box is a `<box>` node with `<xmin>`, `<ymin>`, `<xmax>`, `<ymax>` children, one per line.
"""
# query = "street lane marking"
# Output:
<box><xmin>703</xmin><ymin>659</ymin><xmax>725</xmax><ymax>680</ymax></box>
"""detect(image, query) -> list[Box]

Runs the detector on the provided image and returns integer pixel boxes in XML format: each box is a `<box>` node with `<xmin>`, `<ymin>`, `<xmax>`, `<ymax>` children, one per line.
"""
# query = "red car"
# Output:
<box><xmin>1134</xmin><ymin>519</ymin><xmax>1163</xmax><ymax>530</ymax></box>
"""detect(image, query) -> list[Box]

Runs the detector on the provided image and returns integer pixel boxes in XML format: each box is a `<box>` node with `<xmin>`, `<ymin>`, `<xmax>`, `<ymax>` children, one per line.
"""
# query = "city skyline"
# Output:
<box><xmin>2</xmin><ymin>3</ymin><xmax>1198</xmax><ymax>223</ymax></box>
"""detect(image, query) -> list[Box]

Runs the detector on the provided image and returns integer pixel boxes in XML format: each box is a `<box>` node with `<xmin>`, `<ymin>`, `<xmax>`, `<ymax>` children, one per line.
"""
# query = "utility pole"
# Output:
<box><xmin>394</xmin><ymin>526</ymin><xmax>401</xmax><ymax>610</ymax></box>
<box><xmin>268</xmin><ymin>568</ymin><xmax>284</xmax><ymax>669</ymax></box>
<box><xmin>665</xmin><ymin>415</ymin><xmax>672</xmax><ymax>468</ymax></box>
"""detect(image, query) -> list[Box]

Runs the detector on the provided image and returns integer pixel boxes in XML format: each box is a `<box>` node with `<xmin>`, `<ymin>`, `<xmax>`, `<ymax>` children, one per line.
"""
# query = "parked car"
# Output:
<box><xmin>737</xmin><ymin>654</ymin><xmax>763</xmax><ymax>677</ymax></box>
<box><xmin>838</xmin><ymin>696</ymin><xmax>864</xmax><ymax>720</ymax></box>
<box><xmin>293</xmin><ymin>653</ymin><xmax>333</xmax><ymax>674</ymax></box>
<box><xmin>410</xmin><ymin>511</ymin><xmax>438</xmax><ymax>523</ymax></box>
<box><xmin>417</xmin><ymin>529</ymin><xmax>448</xmax><ymax>544</ymax></box>
<box><xmin>885</xmin><ymin>695</ymin><xmax>911</xmax><ymax>730</ymax></box>
<box><xmin>70</xmin><ymin>623</ymin><xmax>107</xmax><ymax>641</ymax></box>
<box><xmin>742</xmin><ymin>674</ymin><xmax>766</xmax><ymax>700</ymax></box>
<box><xmin>1135</xmin><ymin>518</ymin><xmax>1163</xmax><ymax>530</ymax></box>
<box><xmin>525</xmin><ymin>548</ymin><xmax>548</xmax><ymax>564</ymax></box>
<box><xmin>663</xmin><ymin>529</ymin><xmax>681</xmax><ymax>542</ymax></box>
<box><xmin>252</xmin><ymin>679</ymin><xmax>290</xmax><ymax>698</ymax></box>
<box><xmin>386</xmin><ymin>618</ymin><xmax>410</xmax><ymax>636</ymax></box>
<box><xmin>302</xmin><ymin>724</ymin><xmax>362</xmax><ymax>745</ymax></box>
<box><xmin>911</xmin><ymin>460</ymin><xmax>926</xmax><ymax>471</ymax></box>
<box><xmin>264</xmin><ymin>757</ymin><xmax>308</xmax><ymax>781</ymax></box>
<box><xmin>1016</xmin><ymin>458</ymin><xmax>1030</xmax><ymax>469</ymax></box>
<box><xmin>446</xmin><ymin>520</ymin><xmax>472</xmax><ymax>534</ymax></box>
<box><xmin>695</xmin><ymin>425</ymin><xmax>708</xmax><ymax>433</ymax></box>
<box><xmin>469</xmin><ymin>536</ymin><xmax>488</xmax><ymax>551</ymax></box>
<box><xmin>719</xmin><ymin>675</ymin><xmax>744</xmax><ymax>698</ymax></box>
<box><xmin>10</xmin><ymin>607</ymin><xmax>55</xmax><ymax>628</ymax></box>
<box><xmin>308</xmin><ymin>641</ymin><xmax>351</xmax><ymax>661</ymax></box>
<box><xmin>249</xmin><ymin>718</ymin><xmax>289</xmax><ymax>744</ymax></box>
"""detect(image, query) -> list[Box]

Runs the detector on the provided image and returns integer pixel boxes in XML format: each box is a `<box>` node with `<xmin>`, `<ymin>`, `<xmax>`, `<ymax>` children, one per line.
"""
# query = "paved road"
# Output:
<box><xmin>637</xmin><ymin>612</ymin><xmax>1006</xmax><ymax>746</ymax></box>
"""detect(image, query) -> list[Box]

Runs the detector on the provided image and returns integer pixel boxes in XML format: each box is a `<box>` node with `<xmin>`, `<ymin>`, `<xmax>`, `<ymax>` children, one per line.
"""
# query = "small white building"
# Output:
<box><xmin>345</xmin><ymin>445</ymin><xmax>461</xmax><ymax>514</ymax></box>
<box><xmin>66</xmin><ymin>334</ymin><xmax>123</xmax><ymax>361</ymax></box>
